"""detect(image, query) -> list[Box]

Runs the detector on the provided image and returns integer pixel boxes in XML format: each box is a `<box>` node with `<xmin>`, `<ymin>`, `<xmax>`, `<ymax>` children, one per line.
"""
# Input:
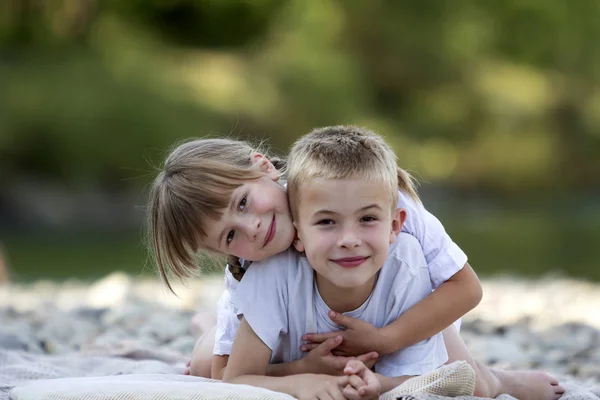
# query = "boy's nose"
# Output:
<box><xmin>337</xmin><ymin>230</ymin><xmax>361</xmax><ymax>248</ymax></box>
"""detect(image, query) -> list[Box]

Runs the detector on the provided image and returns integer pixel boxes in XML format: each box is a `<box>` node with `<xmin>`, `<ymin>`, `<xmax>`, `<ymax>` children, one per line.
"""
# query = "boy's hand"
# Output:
<box><xmin>299</xmin><ymin>335</ymin><xmax>378</xmax><ymax>375</ymax></box>
<box><xmin>292</xmin><ymin>374</ymin><xmax>353</xmax><ymax>400</ymax></box>
<box><xmin>302</xmin><ymin>311</ymin><xmax>384</xmax><ymax>356</ymax></box>
<box><xmin>342</xmin><ymin>360</ymin><xmax>381</xmax><ymax>400</ymax></box>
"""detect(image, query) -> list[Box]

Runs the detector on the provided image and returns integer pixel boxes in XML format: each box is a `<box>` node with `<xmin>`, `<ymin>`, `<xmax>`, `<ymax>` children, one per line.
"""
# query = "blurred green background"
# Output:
<box><xmin>1</xmin><ymin>0</ymin><xmax>599</xmax><ymax>282</ymax></box>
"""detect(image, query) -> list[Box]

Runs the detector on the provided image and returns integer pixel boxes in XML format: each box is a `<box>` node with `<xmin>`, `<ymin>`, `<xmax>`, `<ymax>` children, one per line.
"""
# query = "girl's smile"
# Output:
<box><xmin>206</xmin><ymin>162</ymin><xmax>295</xmax><ymax>262</ymax></box>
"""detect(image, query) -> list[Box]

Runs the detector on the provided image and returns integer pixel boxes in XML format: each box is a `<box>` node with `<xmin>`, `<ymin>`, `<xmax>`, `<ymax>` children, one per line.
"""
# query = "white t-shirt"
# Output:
<box><xmin>213</xmin><ymin>189</ymin><xmax>467</xmax><ymax>356</ymax></box>
<box><xmin>231</xmin><ymin>233</ymin><xmax>448</xmax><ymax>377</ymax></box>
<box><xmin>213</xmin><ymin>260</ymin><xmax>249</xmax><ymax>356</ymax></box>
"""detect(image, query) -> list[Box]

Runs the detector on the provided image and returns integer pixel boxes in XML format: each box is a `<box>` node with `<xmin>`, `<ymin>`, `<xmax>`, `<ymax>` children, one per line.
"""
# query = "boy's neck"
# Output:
<box><xmin>314</xmin><ymin>273</ymin><xmax>377</xmax><ymax>313</ymax></box>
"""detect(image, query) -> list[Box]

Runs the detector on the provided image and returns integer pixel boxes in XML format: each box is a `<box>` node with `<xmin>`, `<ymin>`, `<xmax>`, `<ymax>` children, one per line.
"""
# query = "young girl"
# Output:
<box><xmin>149</xmin><ymin>133</ymin><xmax>564</xmax><ymax>400</ymax></box>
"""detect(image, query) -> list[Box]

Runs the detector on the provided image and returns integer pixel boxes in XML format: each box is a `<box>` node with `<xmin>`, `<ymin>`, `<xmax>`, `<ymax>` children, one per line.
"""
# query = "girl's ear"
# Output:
<box><xmin>389</xmin><ymin>208</ymin><xmax>407</xmax><ymax>244</ymax></box>
<box><xmin>251</xmin><ymin>153</ymin><xmax>278</xmax><ymax>180</ymax></box>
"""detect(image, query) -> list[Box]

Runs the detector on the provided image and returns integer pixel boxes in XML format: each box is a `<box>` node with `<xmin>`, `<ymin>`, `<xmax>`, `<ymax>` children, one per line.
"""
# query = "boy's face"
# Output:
<box><xmin>293</xmin><ymin>178</ymin><xmax>403</xmax><ymax>290</ymax></box>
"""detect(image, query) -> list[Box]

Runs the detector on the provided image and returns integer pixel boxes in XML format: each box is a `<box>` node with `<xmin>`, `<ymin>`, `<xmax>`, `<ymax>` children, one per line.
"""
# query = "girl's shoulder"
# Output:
<box><xmin>396</xmin><ymin>188</ymin><xmax>422</xmax><ymax>210</ymax></box>
<box><xmin>386</xmin><ymin>233</ymin><xmax>427</xmax><ymax>275</ymax></box>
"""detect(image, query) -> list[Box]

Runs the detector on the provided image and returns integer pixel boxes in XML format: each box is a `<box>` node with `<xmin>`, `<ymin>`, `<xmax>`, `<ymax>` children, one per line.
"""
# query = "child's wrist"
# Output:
<box><xmin>377</xmin><ymin>327</ymin><xmax>397</xmax><ymax>354</ymax></box>
<box><xmin>295</xmin><ymin>357</ymin><xmax>309</xmax><ymax>374</ymax></box>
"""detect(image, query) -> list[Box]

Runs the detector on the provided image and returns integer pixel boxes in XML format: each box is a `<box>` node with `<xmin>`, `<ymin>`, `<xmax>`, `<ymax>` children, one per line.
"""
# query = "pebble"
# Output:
<box><xmin>0</xmin><ymin>272</ymin><xmax>598</xmax><ymax>384</ymax></box>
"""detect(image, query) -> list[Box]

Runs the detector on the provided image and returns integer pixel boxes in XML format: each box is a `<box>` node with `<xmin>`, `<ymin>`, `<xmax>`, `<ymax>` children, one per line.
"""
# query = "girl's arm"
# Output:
<box><xmin>302</xmin><ymin>262</ymin><xmax>482</xmax><ymax>356</ymax></box>
<box><xmin>211</xmin><ymin>355</ymin><xmax>228</xmax><ymax>380</ymax></box>
<box><xmin>377</xmin><ymin>262</ymin><xmax>482</xmax><ymax>354</ymax></box>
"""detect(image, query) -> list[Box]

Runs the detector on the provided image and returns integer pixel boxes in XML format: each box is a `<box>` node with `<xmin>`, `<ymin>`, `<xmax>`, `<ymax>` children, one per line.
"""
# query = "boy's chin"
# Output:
<box><xmin>327</xmin><ymin>275</ymin><xmax>377</xmax><ymax>289</ymax></box>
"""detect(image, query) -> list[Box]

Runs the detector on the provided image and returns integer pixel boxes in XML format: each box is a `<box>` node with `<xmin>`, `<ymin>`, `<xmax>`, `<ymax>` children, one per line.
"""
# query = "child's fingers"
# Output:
<box><xmin>327</xmin><ymin>355</ymin><xmax>351</xmax><ymax>371</ymax></box>
<box><xmin>331</xmin><ymin>349</ymin><xmax>350</xmax><ymax>357</ymax></box>
<box><xmin>300</xmin><ymin>343</ymin><xmax>319</xmax><ymax>352</ymax></box>
<box><xmin>357</xmin><ymin>382</ymin><xmax>380</xmax><ymax>398</ymax></box>
<box><xmin>328</xmin><ymin>387</ymin><xmax>347</xmax><ymax>400</ymax></box>
<box><xmin>342</xmin><ymin>384</ymin><xmax>362</xmax><ymax>400</ymax></box>
<box><xmin>328</xmin><ymin>310</ymin><xmax>360</xmax><ymax>330</ymax></box>
<box><xmin>356</xmin><ymin>370</ymin><xmax>380</xmax><ymax>397</ymax></box>
<box><xmin>356</xmin><ymin>352</ymin><xmax>379</xmax><ymax>369</ymax></box>
<box><xmin>343</xmin><ymin>359</ymin><xmax>365</xmax><ymax>375</ymax></box>
<box><xmin>347</xmin><ymin>375</ymin><xmax>366</xmax><ymax>391</ymax></box>
<box><xmin>313</xmin><ymin>335</ymin><xmax>342</xmax><ymax>355</ymax></box>
<box><xmin>302</xmin><ymin>331</ymin><xmax>341</xmax><ymax>344</ymax></box>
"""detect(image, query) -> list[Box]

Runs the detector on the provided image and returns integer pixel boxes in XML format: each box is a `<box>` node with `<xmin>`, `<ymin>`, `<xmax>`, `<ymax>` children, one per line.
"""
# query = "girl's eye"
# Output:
<box><xmin>317</xmin><ymin>219</ymin><xmax>335</xmax><ymax>225</ymax></box>
<box><xmin>239</xmin><ymin>196</ymin><xmax>247</xmax><ymax>212</ymax></box>
<box><xmin>226</xmin><ymin>230</ymin><xmax>235</xmax><ymax>244</ymax></box>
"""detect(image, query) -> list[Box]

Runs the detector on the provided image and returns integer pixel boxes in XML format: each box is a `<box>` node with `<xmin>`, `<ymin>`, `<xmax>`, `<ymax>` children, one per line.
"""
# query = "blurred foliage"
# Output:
<box><xmin>1</xmin><ymin>0</ymin><xmax>600</xmax><ymax>194</ymax></box>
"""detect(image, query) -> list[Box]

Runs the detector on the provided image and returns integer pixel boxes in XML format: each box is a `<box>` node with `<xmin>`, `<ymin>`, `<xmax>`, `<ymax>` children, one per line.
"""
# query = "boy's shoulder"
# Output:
<box><xmin>251</xmin><ymin>247</ymin><xmax>300</xmax><ymax>270</ymax></box>
<box><xmin>243</xmin><ymin>247</ymin><xmax>307</xmax><ymax>285</ymax></box>
<box><xmin>233</xmin><ymin>247</ymin><xmax>305</xmax><ymax>309</ymax></box>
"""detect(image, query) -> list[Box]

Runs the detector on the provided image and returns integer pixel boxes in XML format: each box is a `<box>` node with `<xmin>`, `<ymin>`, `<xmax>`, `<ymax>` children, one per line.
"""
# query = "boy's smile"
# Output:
<box><xmin>331</xmin><ymin>256</ymin><xmax>370</xmax><ymax>268</ymax></box>
<box><xmin>293</xmin><ymin>178</ymin><xmax>403</xmax><ymax>312</ymax></box>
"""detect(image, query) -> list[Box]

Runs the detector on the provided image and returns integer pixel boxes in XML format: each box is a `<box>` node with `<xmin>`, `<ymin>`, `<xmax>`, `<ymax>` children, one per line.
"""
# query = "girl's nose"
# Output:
<box><xmin>242</xmin><ymin>216</ymin><xmax>261</xmax><ymax>240</ymax></box>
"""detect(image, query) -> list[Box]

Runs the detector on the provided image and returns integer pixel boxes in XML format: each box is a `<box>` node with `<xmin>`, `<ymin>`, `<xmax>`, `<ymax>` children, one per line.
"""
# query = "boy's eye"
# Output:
<box><xmin>361</xmin><ymin>216</ymin><xmax>377</xmax><ymax>222</ymax></box>
<box><xmin>316</xmin><ymin>219</ymin><xmax>335</xmax><ymax>225</ymax></box>
<box><xmin>226</xmin><ymin>230</ymin><xmax>235</xmax><ymax>244</ymax></box>
<box><xmin>238</xmin><ymin>196</ymin><xmax>247</xmax><ymax>211</ymax></box>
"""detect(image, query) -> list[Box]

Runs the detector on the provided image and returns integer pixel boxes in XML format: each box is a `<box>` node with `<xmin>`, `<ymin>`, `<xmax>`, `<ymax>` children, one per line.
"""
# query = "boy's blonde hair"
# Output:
<box><xmin>287</xmin><ymin>125</ymin><xmax>419</xmax><ymax>217</ymax></box>
<box><xmin>148</xmin><ymin>138</ymin><xmax>283</xmax><ymax>293</ymax></box>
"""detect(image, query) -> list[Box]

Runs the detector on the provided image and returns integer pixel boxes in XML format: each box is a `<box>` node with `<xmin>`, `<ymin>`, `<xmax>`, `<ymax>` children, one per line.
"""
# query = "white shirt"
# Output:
<box><xmin>232</xmin><ymin>233</ymin><xmax>448</xmax><ymax>377</ymax></box>
<box><xmin>213</xmin><ymin>190</ymin><xmax>467</xmax><ymax>355</ymax></box>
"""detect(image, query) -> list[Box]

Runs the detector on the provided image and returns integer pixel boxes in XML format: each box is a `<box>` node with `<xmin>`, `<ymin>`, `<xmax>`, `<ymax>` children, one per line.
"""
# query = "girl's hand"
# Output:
<box><xmin>302</xmin><ymin>311</ymin><xmax>385</xmax><ymax>356</ymax></box>
<box><xmin>342</xmin><ymin>360</ymin><xmax>382</xmax><ymax>400</ymax></box>
<box><xmin>299</xmin><ymin>335</ymin><xmax>378</xmax><ymax>375</ymax></box>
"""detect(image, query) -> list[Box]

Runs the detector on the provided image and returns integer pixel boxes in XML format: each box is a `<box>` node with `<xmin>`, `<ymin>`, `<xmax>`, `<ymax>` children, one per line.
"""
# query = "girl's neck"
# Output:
<box><xmin>315</xmin><ymin>273</ymin><xmax>376</xmax><ymax>313</ymax></box>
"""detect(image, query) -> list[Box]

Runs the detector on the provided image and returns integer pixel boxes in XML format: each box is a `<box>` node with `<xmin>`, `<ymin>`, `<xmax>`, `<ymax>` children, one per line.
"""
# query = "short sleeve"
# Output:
<box><xmin>213</xmin><ymin>269</ymin><xmax>240</xmax><ymax>355</ymax></box>
<box><xmin>375</xmin><ymin>239</ymin><xmax>448</xmax><ymax>376</ymax></box>
<box><xmin>231</xmin><ymin>250</ymin><xmax>294</xmax><ymax>351</ymax></box>
<box><xmin>375</xmin><ymin>336</ymin><xmax>448</xmax><ymax>377</ymax></box>
<box><xmin>398</xmin><ymin>190</ymin><xmax>468</xmax><ymax>288</ymax></box>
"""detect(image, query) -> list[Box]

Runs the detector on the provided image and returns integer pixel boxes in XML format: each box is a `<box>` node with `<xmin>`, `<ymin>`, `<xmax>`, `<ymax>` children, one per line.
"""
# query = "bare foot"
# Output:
<box><xmin>493</xmin><ymin>369</ymin><xmax>565</xmax><ymax>400</ymax></box>
<box><xmin>184</xmin><ymin>360</ymin><xmax>191</xmax><ymax>375</ymax></box>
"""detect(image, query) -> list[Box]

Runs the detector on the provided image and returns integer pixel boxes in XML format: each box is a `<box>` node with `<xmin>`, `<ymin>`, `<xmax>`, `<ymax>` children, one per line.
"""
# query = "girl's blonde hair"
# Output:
<box><xmin>148</xmin><ymin>138</ymin><xmax>283</xmax><ymax>293</ymax></box>
<box><xmin>287</xmin><ymin>125</ymin><xmax>419</xmax><ymax>217</ymax></box>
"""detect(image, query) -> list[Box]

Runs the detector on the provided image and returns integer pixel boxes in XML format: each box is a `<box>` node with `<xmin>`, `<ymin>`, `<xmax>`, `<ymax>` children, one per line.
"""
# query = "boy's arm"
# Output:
<box><xmin>212</xmin><ymin>352</ymin><xmax>306</xmax><ymax>379</ymax></box>
<box><xmin>219</xmin><ymin>335</ymin><xmax>379</xmax><ymax>378</ymax></box>
<box><xmin>223</xmin><ymin>318</ymin><xmax>352</xmax><ymax>398</ymax></box>
<box><xmin>378</xmin><ymin>262</ymin><xmax>482</xmax><ymax>354</ymax></box>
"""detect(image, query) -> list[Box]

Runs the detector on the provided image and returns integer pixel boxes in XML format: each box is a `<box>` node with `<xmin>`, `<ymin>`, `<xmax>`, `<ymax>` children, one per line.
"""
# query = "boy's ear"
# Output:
<box><xmin>251</xmin><ymin>153</ymin><xmax>278</xmax><ymax>179</ymax></box>
<box><xmin>292</xmin><ymin>221</ymin><xmax>305</xmax><ymax>252</ymax></box>
<box><xmin>389</xmin><ymin>208</ymin><xmax>406</xmax><ymax>244</ymax></box>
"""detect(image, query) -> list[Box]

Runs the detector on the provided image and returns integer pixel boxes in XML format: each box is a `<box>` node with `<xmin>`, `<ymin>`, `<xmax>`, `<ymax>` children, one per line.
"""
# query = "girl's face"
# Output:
<box><xmin>204</xmin><ymin>156</ymin><xmax>296</xmax><ymax>261</ymax></box>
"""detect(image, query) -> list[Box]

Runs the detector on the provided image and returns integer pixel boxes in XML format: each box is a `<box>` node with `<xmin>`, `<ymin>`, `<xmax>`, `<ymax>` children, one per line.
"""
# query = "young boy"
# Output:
<box><xmin>223</xmin><ymin>127</ymin><xmax>462</xmax><ymax>398</ymax></box>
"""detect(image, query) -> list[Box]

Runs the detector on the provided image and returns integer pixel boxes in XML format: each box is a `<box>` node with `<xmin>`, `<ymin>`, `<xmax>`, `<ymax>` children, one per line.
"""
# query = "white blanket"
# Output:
<box><xmin>2</xmin><ymin>347</ymin><xmax>600</xmax><ymax>400</ymax></box>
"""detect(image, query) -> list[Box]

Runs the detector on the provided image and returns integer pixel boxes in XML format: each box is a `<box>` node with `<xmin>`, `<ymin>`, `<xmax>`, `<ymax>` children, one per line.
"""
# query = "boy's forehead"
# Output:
<box><xmin>298</xmin><ymin>177</ymin><xmax>394</xmax><ymax>210</ymax></box>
